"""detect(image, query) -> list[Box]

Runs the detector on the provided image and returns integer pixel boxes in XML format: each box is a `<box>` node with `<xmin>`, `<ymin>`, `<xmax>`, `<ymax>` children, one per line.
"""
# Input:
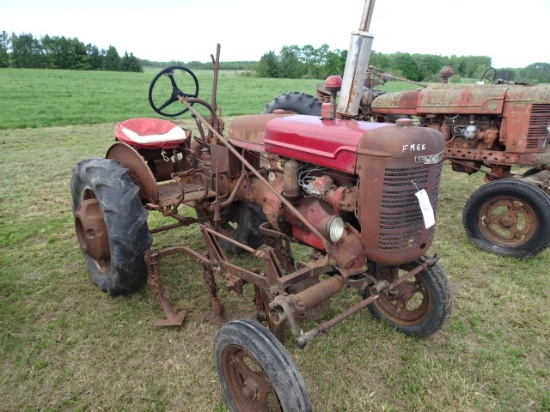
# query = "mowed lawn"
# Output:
<box><xmin>0</xmin><ymin>68</ymin><xmax>548</xmax><ymax>411</ymax></box>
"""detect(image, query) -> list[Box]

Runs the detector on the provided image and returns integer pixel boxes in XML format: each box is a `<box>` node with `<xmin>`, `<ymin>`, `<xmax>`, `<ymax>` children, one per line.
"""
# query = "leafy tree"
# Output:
<box><xmin>120</xmin><ymin>51</ymin><xmax>143</xmax><ymax>72</ymax></box>
<box><xmin>322</xmin><ymin>49</ymin><xmax>346</xmax><ymax>78</ymax></box>
<box><xmin>0</xmin><ymin>30</ymin><xmax>10</xmax><ymax>67</ymax></box>
<box><xmin>415</xmin><ymin>54</ymin><xmax>446</xmax><ymax>81</ymax></box>
<box><xmin>301</xmin><ymin>44</ymin><xmax>319</xmax><ymax>78</ymax></box>
<box><xmin>308</xmin><ymin>44</ymin><xmax>330</xmax><ymax>79</ymax></box>
<box><xmin>520</xmin><ymin>62</ymin><xmax>550</xmax><ymax>83</ymax></box>
<box><xmin>279</xmin><ymin>45</ymin><xmax>304</xmax><ymax>79</ymax></box>
<box><xmin>11</xmin><ymin>33</ymin><xmax>43</xmax><ymax>68</ymax></box>
<box><xmin>393</xmin><ymin>52</ymin><xmax>422</xmax><ymax>81</ymax></box>
<box><xmin>451</xmin><ymin>55</ymin><xmax>492</xmax><ymax>78</ymax></box>
<box><xmin>38</xmin><ymin>35</ymin><xmax>90</xmax><ymax>70</ymax></box>
<box><xmin>72</xmin><ymin>38</ymin><xmax>91</xmax><ymax>70</ymax></box>
<box><xmin>495</xmin><ymin>68</ymin><xmax>516</xmax><ymax>82</ymax></box>
<box><xmin>40</xmin><ymin>35</ymin><xmax>56</xmax><ymax>68</ymax></box>
<box><xmin>257</xmin><ymin>51</ymin><xmax>280</xmax><ymax>78</ymax></box>
<box><xmin>86</xmin><ymin>44</ymin><xmax>104</xmax><ymax>70</ymax></box>
<box><xmin>369</xmin><ymin>51</ymin><xmax>391</xmax><ymax>71</ymax></box>
<box><xmin>103</xmin><ymin>45</ymin><xmax>121</xmax><ymax>71</ymax></box>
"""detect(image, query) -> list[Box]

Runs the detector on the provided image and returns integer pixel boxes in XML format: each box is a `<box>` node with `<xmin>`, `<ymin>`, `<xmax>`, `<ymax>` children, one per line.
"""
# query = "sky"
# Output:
<box><xmin>2</xmin><ymin>0</ymin><xmax>549</xmax><ymax>68</ymax></box>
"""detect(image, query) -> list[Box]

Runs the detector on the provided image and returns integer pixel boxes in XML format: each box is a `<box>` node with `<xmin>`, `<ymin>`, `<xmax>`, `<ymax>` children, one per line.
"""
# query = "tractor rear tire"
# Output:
<box><xmin>462</xmin><ymin>179</ymin><xmax>550</xmax><ymax>258</ymax></box>
<box><xmin>263</xmin><ymin>92</ymin><xmax>322</xmax><ymax>116</ymax></box>
<box><xmin>70</xmin><ymin>158</ymin><xmax>152</xmax><ymax>295</ymax></box>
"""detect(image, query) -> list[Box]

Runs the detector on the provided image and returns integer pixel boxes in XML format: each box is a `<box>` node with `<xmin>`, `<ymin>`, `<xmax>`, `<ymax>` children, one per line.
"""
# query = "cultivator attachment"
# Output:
<box><xmin>144</xmin><ymin>250</ymin><xmax>186</xmax><ymax>327</ymax></box>
<box><xmin>143</xmin><ymin>220</ymin><xmax>443</xmax><ymax>349</ymax></box>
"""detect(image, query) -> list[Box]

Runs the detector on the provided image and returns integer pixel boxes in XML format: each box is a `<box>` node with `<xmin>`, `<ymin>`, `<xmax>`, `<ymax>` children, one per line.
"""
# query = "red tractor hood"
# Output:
<box><xmin>263</xmin><ymin>115</ymin><xmax>390</xmax><ymax>174</ymax></box>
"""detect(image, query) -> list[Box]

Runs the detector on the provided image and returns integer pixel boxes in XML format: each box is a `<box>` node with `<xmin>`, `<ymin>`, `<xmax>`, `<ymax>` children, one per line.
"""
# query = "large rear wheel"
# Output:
<box><xmin>462</xmin><ymin>179</ymin><xmax>550</xmax><ymax>258</ymax></box>
<box><xmin>214</xmin><ymin>319</ymin><xmax>312</xmax><ymax>412</ymax></box>
<box><xmin>262</xmin><ymin>92</ymin><xmax>321</xmax><ymax>116</ymax></box>
<box><xmin>363</xmin><ymin>259</ymin><xmax>451</xmax><ymax>337</ymax></box>
<box><xmin>70</xmin><ymin>159</ymin><xmax>152</xmax><ymax>295</ymax></box>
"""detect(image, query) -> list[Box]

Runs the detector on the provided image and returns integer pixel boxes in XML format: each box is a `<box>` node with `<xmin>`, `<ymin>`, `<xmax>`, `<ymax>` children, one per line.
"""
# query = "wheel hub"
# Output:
<box><xmin>499</xmin><ymin>214</ymin><xmax>515</xmax><ymax>228</ymax></box>
<box><xmin>241</xmin><ymin>379</ymin><xmax>257</xmax><ymax>400</ymax></box>
<box><xmin>74</xmin><ymin>198</ymin><xmax>110</xmax><ymax>262</ymax></box>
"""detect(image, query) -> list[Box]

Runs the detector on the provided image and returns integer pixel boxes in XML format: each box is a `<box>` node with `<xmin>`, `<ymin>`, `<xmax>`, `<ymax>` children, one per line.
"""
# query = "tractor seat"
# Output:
<box><xmin>114</xmin><ymin>118</ymin><xmax>189</xmax><ymax>150</ymax></box>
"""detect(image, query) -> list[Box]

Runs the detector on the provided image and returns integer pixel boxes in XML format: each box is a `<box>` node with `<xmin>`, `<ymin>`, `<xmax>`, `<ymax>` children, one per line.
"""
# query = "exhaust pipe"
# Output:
<box><xmin>337</xmin><ymin>0</ymin><xmax>376</xmax><ymax>117</ymax></box>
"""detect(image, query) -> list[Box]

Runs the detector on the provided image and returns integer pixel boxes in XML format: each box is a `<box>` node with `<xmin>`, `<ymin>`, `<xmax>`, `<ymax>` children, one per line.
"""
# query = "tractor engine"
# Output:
<box><xmin>229</xmin><ymin>113</ymin><xmax>445</xmax><ymax>271</ymax></box>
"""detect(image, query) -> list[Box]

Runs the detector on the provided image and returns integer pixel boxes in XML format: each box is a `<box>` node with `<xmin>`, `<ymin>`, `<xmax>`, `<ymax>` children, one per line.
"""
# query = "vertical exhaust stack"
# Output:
<box><xmin>337</xmin><ymin>0</ymin><xmax>376</xmax><ymax>117</ymax></box>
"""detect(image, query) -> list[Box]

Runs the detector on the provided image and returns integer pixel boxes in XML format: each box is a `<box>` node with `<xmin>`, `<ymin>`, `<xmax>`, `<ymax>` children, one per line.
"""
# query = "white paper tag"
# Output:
<box><xmin>415</xmin><ymin>189</ymin><xmax>435</xmax><ymax>229</ymax></box>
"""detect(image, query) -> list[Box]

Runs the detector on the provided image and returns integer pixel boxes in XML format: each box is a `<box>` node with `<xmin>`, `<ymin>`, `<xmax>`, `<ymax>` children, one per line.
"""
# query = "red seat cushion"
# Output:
<box><xmin>114</xmin><ymin>118</ymin><xmax>188</xmax><ymax>149</ymax></box>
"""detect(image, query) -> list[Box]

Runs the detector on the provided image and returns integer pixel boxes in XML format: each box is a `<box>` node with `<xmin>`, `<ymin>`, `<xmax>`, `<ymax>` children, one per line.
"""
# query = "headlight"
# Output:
<box><xmin>321</xmin><ymin>215</ymin><xmax>345</xmax><ymax>243</ymax></box>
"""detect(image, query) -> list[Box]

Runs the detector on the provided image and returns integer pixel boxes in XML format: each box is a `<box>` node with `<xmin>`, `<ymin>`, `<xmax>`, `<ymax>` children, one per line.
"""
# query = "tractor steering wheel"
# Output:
<box><xmin>148</xmin><ymin>66</ymin><xmax>199</xmax><ymax>117</ymax></box>
<box><xmin>480</xmin><ymin>67</ymin><xmax>496</xmax><ymax>84</ymax></box>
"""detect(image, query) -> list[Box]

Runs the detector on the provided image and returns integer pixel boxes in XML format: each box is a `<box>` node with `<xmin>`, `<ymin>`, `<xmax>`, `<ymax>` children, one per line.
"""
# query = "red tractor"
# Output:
<box><xmin>70</xmin><ymin>1</ymin><xmax>451</xmax><ymax>410</ymax></box>
<box><xmin>267</xmin><ymin>67</ymin><xmax>550</xmax><ymax>259</ymax></box>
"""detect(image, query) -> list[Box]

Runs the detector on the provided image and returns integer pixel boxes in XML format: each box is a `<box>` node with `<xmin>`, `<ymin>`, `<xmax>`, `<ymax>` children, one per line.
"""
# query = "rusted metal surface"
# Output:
<box><xmin>218</xmin><ymin>343</ymin><xmax>279</xmax><ymax>409</ymax></box>
<box><xmin>74</xmin><ymin>198</ymin><xmax>110</xmax><ymax>265</ymax></box>
<box><xmin>144</xmin><ymin>250</ymin><xmax>186</xmax><ymax>327</ymax></box>
<box><xmin>446</xmin><ymin>146</ymin><xmax>550</xmax><ymax>166</ymax></box>
<box><xmin>356</xmin><ymin>123</ymin><xmax>445</xmax><ymax>265</ymax></box>
<box><xmin>476</xmin><ymin>196</ymin><xmax>538</xmax><ymax>247</ymax></box>
<box><xmin>280</xmin><ymin>256</ymin><xmax>437</xmax><ymax>348</ymax></box>
<box><xmin>288</xmin><ymin>276</ymin><xmax>345</xmax><ymax>317</ymax></box>
<box><xmin>325</xmin><ymin>225</ymin><xmax>367</xmax><ymax>274</ymax></box>
<box><xmin>228</xmin><ymin>113</ymin><xmax>291</xmax><ymax>151</ymax></box>
<box><xmin>521</xmin><ymin>167</ymin><xmax>550</xmax><ymax>194</ymax></box>
<box><xmin>417</xmin><ymin>84</ymin><xmax>507</xmax><ymax>114</ymax></box>
<box><xmin>182</xmin><ymin>100</ymin><xmax>330</xmax><ymax>248</ymax></box>
<box><xmin>106</xmin><ymin>142</ymin><xmax>159</xmax><ymax>204</ymax></box>
<box><xmin>129</xmin><ymin>93</ymin><xmax>447</xmax><ymax>335</ymax></box>
<box><xmin>370</xmin><ymin>82</ymin><xmax>550</xmax><ymax>170</ymax></box>
<box><xmin>371</xmin><ymin>89</ymin><xmax>421</xmax><ymax>114</ymax></box>
<box><xmin>502</xmin><ymin>101</ymin><xmax>550</xmax><ymax>153</ymax></box>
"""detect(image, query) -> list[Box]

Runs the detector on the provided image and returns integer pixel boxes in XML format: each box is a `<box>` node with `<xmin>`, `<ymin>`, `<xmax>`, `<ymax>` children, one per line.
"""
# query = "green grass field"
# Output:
<box><xmin>0</xmin><ymin>68</ymin><xmax>548</xmax><ymax>411</ymax></box>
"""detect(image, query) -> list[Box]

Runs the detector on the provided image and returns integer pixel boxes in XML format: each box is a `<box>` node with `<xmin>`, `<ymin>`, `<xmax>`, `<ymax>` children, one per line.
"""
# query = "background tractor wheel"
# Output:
<box><xmin>263</xmin><ymin>92</ymin><xmax>322</xmax><ymax>115</ymax></box>
<box><xmin>462</xmin><ymin>179</ymin><xmax>550</xmax><ymax>258</ymax></box>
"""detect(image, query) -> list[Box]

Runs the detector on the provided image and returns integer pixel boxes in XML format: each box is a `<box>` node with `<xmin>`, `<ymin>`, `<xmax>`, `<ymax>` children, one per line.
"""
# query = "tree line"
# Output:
<box><xmin>0</xmin><ymin>31</ymin><xmax>142</xmax><ymax>72</ymax></box>
<box><xmin>2</xmin><ymin>31</ymin><xmax>549</xmax><ymax>84</ymax></box>
<box><xmin>256</xmin><ymin>44</ymin><xmax>550</xmax><ymax>84</ymax></box>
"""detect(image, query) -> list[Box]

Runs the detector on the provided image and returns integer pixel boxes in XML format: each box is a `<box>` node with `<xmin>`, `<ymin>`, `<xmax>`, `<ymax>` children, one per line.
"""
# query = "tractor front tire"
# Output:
<box><xmin>70</xmin><ymin>158</ymin><xmax>152</xmax><ymax>295</ymax></box>
<box><xmin>214</xmin><ymin>319</ymin><xmax>312</xmax><ymax>412</ymax></box>
<box><xmin>363</xmin><ymin>259</ymin><xmax>452</xmax><ymax>337</ymax></box>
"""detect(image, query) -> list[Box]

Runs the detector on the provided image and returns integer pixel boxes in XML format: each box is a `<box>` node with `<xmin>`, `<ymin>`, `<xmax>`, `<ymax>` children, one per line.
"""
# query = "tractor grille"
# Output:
<box><xmin>377</xmin><ymin>163</ymin><xmax>441</xmax><ymax>250</ymax></box>
<box><xmin>527</xmin><ymin>104</ymin><xmax>550</xmax><ymax>149</ymax></box>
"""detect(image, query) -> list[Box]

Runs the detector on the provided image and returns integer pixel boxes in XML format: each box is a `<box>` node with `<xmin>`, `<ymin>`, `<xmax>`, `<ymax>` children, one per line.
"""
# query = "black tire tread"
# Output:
<box><xmin>70</xmin><ymin>158</ymin><xmax>152</xmax><ymax>295</ymax></box>
<box><xmin>218</xmin><ymin>202</ymin><xmax>267</xmax><ymax>254</ymax></box>
<box><xmin>262</xmin><ymin>92</ymin><xmax>322</xmax><ymax>116</ymax></box>
<box><xmin>462</xmin><ymin>179</ymin><xmax>550</xmax><ymax>258</ymax></box>
<box><xmin>214</xmin><ymin>318</ymin><xmax>312</xmax><ymax>412</ymax></box>
<box><xmin>365</xmin><ymin>261</ymin><xmax>452</xmax><ymax>337</ymax></box>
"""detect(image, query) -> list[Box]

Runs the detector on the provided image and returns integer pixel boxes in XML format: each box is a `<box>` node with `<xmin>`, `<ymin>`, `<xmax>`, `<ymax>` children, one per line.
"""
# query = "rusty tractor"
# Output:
<box><xmin>266</xmin><ymin>65</ymin><xmax>550</xmax><ymax>259</ymax></box>
<box><xmin>70</xmin><ymin>1</ymin><xmax>451</xmax><ymax>410</ymax></box>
